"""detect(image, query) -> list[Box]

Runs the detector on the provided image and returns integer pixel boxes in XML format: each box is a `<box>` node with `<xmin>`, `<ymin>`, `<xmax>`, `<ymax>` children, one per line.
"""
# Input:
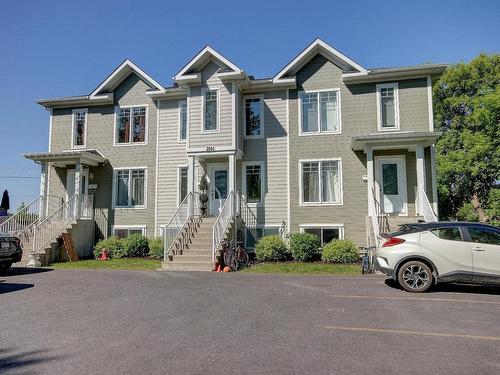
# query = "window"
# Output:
<box><xmin>301</xmin><ymin>226</ymin><xmax>344</xmax><ymax>246</ymax></box>
<box><xmin>245</xmin><ymin>227</ymin><xmax>280</xmax><ymax>249</ymax></box>
<box><xmin>382</xmin><ymin>164</ymin><xmax>399</xmax><ymax>195</ymax></box>
<box><xmin>468</xmin><ymin>226</ymin><xmax>500</xmax><ymax>245</ymax></box>
<box><xmin>301</xmin><ymin>160</ymin><xmax>342</xmax><ymax>204</ymax></box>
<box><xmin>377</xmin><ymin>83</ymin><xmax>399</xmax><ymax>130</ymax></box>
<box><xmin>72</xmin><ymin>109</ymin><xmax>87</xmax><ymax>148</ymax></box>
<box><xmin>179</xmin><ymin>101</ymin><xmax>187</xmax><ymax>141</ymax></box>
<box><xmin>178</xmin><ymin>167</ymin><xmax>188</xmax><ymax>204</ymax></box>
<box><xmin>115</xmin><ymin>106</ymin><xmax>147</xmax><ymax>144</ymax></box>
<box><xmin>431</xmin><ymin>227</ymin><xmax>462</xmax><ymax>241</ymax></box>
<box><xmin>203</xmin><ymin>90</ymin><xmax>218</xmax><ymax>131</ymax></box>
<box><xmin>243</xmin><ymin>163</ymin><xmax>264</xmax><ymax>204</ymax></box>
<box><xmin>114</xmin><ymin>168</ymin><xmax>146</xmax><ymax>208</ymax></box>
<box><xmin>299</xmin><ymin>90</ymin><xmax>340</xmax><ymax>134</ymax></box>
<box><xmin>113</xmin><ymin>226</ymin><xmax>146</xmax><ymax>239</ymax></box>
<box><xmin>245</xmin><ymin>97</ymin><xmax>263</xmax><ymax>137</ymax></box>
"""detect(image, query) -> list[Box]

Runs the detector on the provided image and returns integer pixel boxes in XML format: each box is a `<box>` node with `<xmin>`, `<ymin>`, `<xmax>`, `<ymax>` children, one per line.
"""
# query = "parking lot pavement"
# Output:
<box><xmin>1</xmin><ymin>267</ymin><xmax>500</xmax><ymax>375</ymax></box>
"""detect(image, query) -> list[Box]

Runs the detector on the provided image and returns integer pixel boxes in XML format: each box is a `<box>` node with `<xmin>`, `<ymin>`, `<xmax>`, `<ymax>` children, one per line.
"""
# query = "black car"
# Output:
<box><xmin>0</xmin><ymin>231</ymin><xmax>23</xmax><ymax>272</ymax></box>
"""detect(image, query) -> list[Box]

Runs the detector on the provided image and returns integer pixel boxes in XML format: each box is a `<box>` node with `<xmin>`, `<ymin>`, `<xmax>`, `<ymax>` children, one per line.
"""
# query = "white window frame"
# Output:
<box><xmin>71</xmin><ymin>108</ymin><xmax>88</xmax><ymax>149</ymax></box>
<box><xmin>298</xmin><ymin>88</ymin><xmax>342</xmax><ymax>136</ymax></box>
<box><xmin>376</xmin><ymin>83</ymin><xmax>400</xmax><ymax>131</ymax></box>
<box><xmin>243</xmin><ymin>94</ymin><xmax>264</xmax><ymax>139</ymax></box>
<box><xmin>299</xmin><ymin>224</ymin><xmax>345</xmax><ymax>245</ymax></box>
<box><xmin>244</xmin><ymin>225</ymin><xmax>281</xmax><ymax>250</ymax></box>
<box><xmin>112</xmin><ymin>166</ymin><xmax>148</xmax><ymax>209</ymax></box>
<box><xmin>178</xmin><ymin>100</ymin><xmax>187</xmax><ymax>142</ymax></box>
<box><xmin>111</xmin><ymin>225</ymin><xmax>147</xmax><ymax>238</ymax></box>
<box><xmin>176</xmin><ymin>164</ymin><xmax>189</xmax><ymax>205</ymax></box>
<box><xmin>201</xmin><ymin>88</ymin><xmax>220</xmax><ymax>133</ymax></box>
<box><xmin>299</xmin><ymin>158</ymin><xmax>343</xmax><ymax>206</ymax></box>
<box><xmin>241</xmin><ymin>161</ymin><xmax>265</xmax><ymax>205</ymax></box>
<box><xmin>113</xmin><ymin>104</ymin><xmax>149</xmax><ymax>146</ymax></box>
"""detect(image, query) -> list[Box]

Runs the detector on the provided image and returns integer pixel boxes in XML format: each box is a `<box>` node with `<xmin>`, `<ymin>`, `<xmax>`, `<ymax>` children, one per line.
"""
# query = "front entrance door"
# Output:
<box><xmin>208</xmin><ymin>163</ymin><xmax>228</xmax><ymax>216</ymax></box>
<box><xmin>66</xmin><ymin>169</ymin><xmax>89</xmax><ymax>217</ymax></box>
<box><xmin>376</xmin><ymin>156</ymin><xmax>407</xmax><ymax>215</ymax></box>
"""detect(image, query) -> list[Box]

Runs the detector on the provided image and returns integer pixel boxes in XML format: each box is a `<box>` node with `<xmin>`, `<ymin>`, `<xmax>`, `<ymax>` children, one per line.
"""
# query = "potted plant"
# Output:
<box><xmin>198</xmin><ymin>175</ymin><xmax>209</xmax><ymax>217</ymax></box>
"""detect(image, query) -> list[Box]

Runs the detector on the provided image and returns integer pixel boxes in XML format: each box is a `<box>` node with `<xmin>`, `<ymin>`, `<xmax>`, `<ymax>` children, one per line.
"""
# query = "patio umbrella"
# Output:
<box><xmin>0</xmin><ymin>190</ymin><xmax>10</xmax><ymax>211</ymax></box>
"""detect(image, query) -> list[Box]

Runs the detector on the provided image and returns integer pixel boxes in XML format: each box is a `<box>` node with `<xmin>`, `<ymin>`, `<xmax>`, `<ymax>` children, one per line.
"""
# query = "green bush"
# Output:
<box><xmin>122</xmin><ymin>234</ymin><xmax>150</xmax><ymax>257</ymax></box>
<box><xmin>93</xmin><ymin>237</ymin><xmax>126</xmax><ymax>259</ymax></box>
<box><xmin>255</xmin><ymin>235</ymin><xmax>290</xmax><ymax>261</ymax></box>
<box><xmin>289</xmin><ymin>232</ymin><xmax>321</xmax><ymax>262</ymax></box>
<box><xmin>149</xmin><ymin>237</ymin><xmax>164</xmax><ymax>259</ymax></box>
<box><xmin>322</xmin><ymin>239</ymin><xmax>359</xmax><ymax>264</ymax></box>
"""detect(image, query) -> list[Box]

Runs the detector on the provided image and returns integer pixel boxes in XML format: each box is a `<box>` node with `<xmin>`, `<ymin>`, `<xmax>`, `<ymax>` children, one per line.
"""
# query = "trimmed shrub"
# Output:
<box><xmin>322</xmin><ymin>239</ymin><xmax>359</xmax><ymax>263</ymax></box>
<box><xmin>149</xmin><ymin>237</ymin><xmax>164</xmax><ymax>259</ymax></box>
<box><xmin>93</xmin><ymin>237</ymin><xmax>125</xmax><ymax>259</ymax></box>
<box><xmin>289</xmin><ymin>232</ymin><xmax>321</xmax><ymax>262</ymax></box>
<box><xmin>255</xmin><ymin>235</ymin><xmax>290</xmax><ymax>261</ymax></box>
<box><xmin>122</xmin><ymin>234</ymin><xmax>150</xmax><ymax>257</ymax></box>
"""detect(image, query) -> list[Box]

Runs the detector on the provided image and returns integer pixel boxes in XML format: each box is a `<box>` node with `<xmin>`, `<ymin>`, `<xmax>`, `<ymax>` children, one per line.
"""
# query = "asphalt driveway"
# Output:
<box><xmin>1</xmin><ymin>267</ymin><xmax>500</xmax><ymax>374</ymax></box>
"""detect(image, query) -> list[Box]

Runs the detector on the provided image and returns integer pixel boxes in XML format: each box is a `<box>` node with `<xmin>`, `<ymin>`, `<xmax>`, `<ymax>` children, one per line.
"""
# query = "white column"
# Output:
<box><xmin>38</xmin><ymin>162</ymin><xmax>48</xmax><ymax>219</ymax></box>
<box><xmin>366</xmin><ymin>145</ymin><xmax>375</xmax><ymax>218</ymax></box>
<box><xmin>228</xmin><ymin>154</ymin><xmax>236</xmax><ymax>194</ymax></box>
<box><xmin>74</xmin><ymin>162</ymin><xmax>81</xmax><ymax>218</ymax></box>
<box><xmin>416</xmin><ymin>144</ymin><xmax>426</xmax><ymax>215</ymax></box>
<box><xmin>430</xmin><ymin>144</ymin><xmax>439</xmax><ymax>215</ymax></box>
<box><xmin>187</xmin><ymin>156</ymin><xmax>195</xmax><ymax>217</ymax></box>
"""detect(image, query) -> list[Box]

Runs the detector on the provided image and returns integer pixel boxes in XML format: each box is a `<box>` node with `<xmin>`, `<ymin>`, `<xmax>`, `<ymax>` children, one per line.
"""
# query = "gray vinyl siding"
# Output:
<box><xmin>188</xmin><ymin>61</ymin><xmax>234</xmax><ymax>150</ymax></box>
<box><xmin>239</xmin><ymin>90</ymin><xmax>288</xmax><ymax>226</ymax></box>
<box><xmin>47</xmin><ymin>73</ymin><xmax>158</xmax><ymax>238</ymax></box>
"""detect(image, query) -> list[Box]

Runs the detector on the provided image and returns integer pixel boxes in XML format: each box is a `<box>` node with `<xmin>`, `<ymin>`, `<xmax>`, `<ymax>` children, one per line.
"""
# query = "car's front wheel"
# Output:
<box><xmin>397</xmin><ymin>261</ymin><xmax>433</xmax><ymax>293</ymax></box>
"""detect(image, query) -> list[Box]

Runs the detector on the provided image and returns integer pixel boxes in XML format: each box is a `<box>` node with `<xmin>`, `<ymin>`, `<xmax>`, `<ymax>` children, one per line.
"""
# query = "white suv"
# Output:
<box><xmin>376</xmin><ymin>222</ymin><xmax>500</xmax><ymax>292</ymax></box>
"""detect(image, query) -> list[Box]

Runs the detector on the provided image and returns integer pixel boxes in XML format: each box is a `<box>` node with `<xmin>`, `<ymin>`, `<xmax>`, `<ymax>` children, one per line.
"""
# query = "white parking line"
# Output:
<box><xmin>325</xmin><ymin>326</ymin><xmax>500</xmax><ymax>341</ymax></box>
<box><xmin>329</xmin><ymin>294</ymin><xmax>500</xmax><ymax>305</ymax></box>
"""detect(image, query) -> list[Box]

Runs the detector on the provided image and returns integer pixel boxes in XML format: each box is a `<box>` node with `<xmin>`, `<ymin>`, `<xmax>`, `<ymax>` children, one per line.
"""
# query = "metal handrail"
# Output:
<box><xmin>238</xmin><ymin>191</ymin><xmax>258</xmax><ymax>244</ymax></box>
<box><xmin>0</xmin><ymin>195</ymin><xmax>42</xmax><ymax>238</ymax></box>
<box><xmin>212</xmin><ymin>191</ymin><xmax>234</xmax><ymax>263</ymax></box>
<box><xmin>416</xmin><ymin>185</ymin><xmax>438</xmax><ymax>222</ymax></box>
<box><xmin>163</xmin><ymin>192</ymin><xmax>193</xmax><ymax>261</ymax></box>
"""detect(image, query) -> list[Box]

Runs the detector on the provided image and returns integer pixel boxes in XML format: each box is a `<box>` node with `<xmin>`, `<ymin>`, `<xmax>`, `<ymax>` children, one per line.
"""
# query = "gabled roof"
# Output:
<box><xmin>174</xmin><ymin>46</ymin><xmax>243</xmax><ymax>82</ymax></box>
<box><xmin>273</xmin><ymin>38</ymin><xmax>368</xmax><ymax>83</ymax></box>
<box><xmin>90</xmin><ymin>59</ymin><xmax>164</xmax><ymax>98</ymax></box>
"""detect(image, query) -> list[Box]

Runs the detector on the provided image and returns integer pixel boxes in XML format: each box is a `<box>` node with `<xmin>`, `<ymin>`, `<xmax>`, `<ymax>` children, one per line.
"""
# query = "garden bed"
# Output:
<box><xmin>241</xmin><ymin>262</ymin><xmax>361</xmax><ymax>275</ymax></box>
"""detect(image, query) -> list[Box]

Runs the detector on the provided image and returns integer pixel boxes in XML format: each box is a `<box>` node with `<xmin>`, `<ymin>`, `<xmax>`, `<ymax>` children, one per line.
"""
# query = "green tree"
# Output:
<box><xmin>433</xmin><ymin>54</ymin><xmax>500</xmax><ymax>223</ymax></box>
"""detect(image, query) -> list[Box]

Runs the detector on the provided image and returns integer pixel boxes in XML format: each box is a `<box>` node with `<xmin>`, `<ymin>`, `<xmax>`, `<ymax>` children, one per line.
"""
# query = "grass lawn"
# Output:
<box><xmin>242</xmin><ymin>262</ymin><xmax>361</xmax><ymax>275</ymax></box>
<box><xmin>48</xmin><ymin>258</ymin><xmax>161</xmax><ymax>271</ymax></box>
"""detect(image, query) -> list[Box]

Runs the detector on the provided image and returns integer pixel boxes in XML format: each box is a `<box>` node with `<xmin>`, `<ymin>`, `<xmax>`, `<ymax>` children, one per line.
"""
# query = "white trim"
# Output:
<box><xmin>201</xmin><ymin>88</ymin><xmax>220</xmax><ymax>134</ymax></box>
<box><xmin>374</xmin><ymin>155</ymin><xmax>408</xmax><ymax>215</ymax></box>
<box><xmin>154</xmin><ymin>100</ymin><xmax>160</xmax><ymax>235</ymax></box>
<box><xmin>71</xmin><ymin>108</ymin><xmax>88</xmax><ymax>149</ymax></box>
<box><xmin>186</xmin><ymin>86</ymin><xmax>191</xmax><ymax>149</ymax></box>
<box><xmin>241</xmin><ymin>161</ymin><xmax>265</xmax><ymax>205</ymax></box>
<box><xmin>298</xmin><ymin>158</ymin><xmax>343</xmax><ymax>206</ymax></box>
<box><xmin>376</xmin><ymin>83</ymin><xmax>400</xmax><ymax>131</ymax></box>
<box><xmin>430</xmin><ymin>144</ymin><xmax>439</xmax><ymax>216</ymax></box>
<box><xmin>111</xmin><ymin>166</ymin><xmax>148</xmax><ymax>210</ymax></box>
<box><xmin>175</xmin><ymin>46</ymin><xmax>242</xmax><ymax>81</ymax></box>
<box><xmin>207</xmin><ymin>162</ymin><xmax>229</xmax><ymax>216</ymax></box>
<box><xmin>111</xmin><ymin>225</ymin><xmax>147</xmax><ymax>238</ymax></box>
<box><xmin>48</xmin><ymin>109</ymin><xmax>53</xmax><ymax>152</ymax></box>
<box><xmin>286</xmin><ymin>89</ymin><xmax>291</xmax><ymax>232</ymax></box>
<box><xmin>299</xmin><ymin>224</ymin><xmax>345</xmax><ymax>244</ymax></box>
<box><xmin>91</xmin><ymin>59</ymin><xmax>163</xmax><ymax>98</ymax></box>
<box><xmin>427</xmin><ymin>75</ymin><xmax>434</xmax><ymax>131</ymax></box>
<box><xmin>113</xmin><ymin>104</ymin><xmax>149</xmax><ymax>146</ymax></box>
<box><xmin>232</xmin><ymin>82</ymin><xmax>237</xmax><ymax>148</ymax></box>
<box><xmin>298</xmin><ymin>88</ymin><xmax>342</xmax><ymax>136</ymax></box>
<box><xmin>243</xmin><ymin>94</ymin><xmax>265</xmax><ymax>139</ymax></box>
<box><xmin>273</xmin><ymin>38</ymin><xmax>367</xmax><ymax>83</ymax></box>
<box><xmin>176</xmin><ymin>164</ymin><xmax>189</xmax><ymax>205</ymax></box>
<box><xmin>178</xmin><ymin>100</ymin><xmax>187</xmax><ymax>143</ymax></box>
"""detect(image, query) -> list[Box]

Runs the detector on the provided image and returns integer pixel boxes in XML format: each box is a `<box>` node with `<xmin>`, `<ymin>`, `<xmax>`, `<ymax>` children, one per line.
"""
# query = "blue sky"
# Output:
<box><xmin>0</xmin><ymin>0</ymin><xmax>499</xmax><ymax>210</ymax></box>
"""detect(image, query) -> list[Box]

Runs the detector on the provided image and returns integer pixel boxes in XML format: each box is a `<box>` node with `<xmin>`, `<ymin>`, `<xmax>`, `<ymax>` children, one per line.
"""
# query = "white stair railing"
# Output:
<box><xmin>237</xmin><ymin>192</ymin><xmax>257</xmax><ymax>244</ymax></box>
<box><xmin>32</xmin><ymin>194</ymin><xmax>79</xmax><ymax>254</ymax></box>
<box><xmin>416</xmin><ymin>185</ymin><xmax>438</xmax><ymax>222</ymax></box>
<box><xmin>163</xmin><ymin>192</ymin><xmax>194</xmax><ymax>262</ymax></box>
<box><xmin>0</xmin><ymin>195</ymin><xmax>42</xmax><ymax>240</ymax></box>
<box><xmin>212</xmin><ymin>191</ymin><xmax>234</xmax><ymax>263</ymax></box>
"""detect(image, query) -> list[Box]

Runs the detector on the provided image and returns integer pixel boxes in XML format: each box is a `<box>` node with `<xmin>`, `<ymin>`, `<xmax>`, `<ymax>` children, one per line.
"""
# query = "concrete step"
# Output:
<box><xmin>160</xmin><ymin>260</ymin><xmax>214</xmax><ymax>272</ymax></box>
<box><xmin>172</xmin><ymin>254</ymin><xmax>212</xmax><ymax>262</ymax></box>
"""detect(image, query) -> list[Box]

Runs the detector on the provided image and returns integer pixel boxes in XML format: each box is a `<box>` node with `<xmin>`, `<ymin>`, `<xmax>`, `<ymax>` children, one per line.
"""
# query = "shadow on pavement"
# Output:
<box><xmin>0</xmin><ymin>280</ymin><xmax>34</xmax><ymax>294</ymax></box>
<box><xmin>384</xmin><ymin>278</ymin><xmax>500</xmax><ymax>295</ymax></box>
<box><xmin>0</xmin><ymin>267</ymin><xmax>53</xmax><ymax>277</ymax></box>
<box><xmin>0</xmin><ymin>347</ymin><xmax>62</xmax><ymax>373</ymax></box>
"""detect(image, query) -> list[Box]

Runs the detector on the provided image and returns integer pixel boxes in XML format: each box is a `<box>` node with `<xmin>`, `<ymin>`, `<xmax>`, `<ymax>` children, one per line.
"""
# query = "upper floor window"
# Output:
<box><xmin>243</xmin><ymin>163</ymin><xmax>264</xmax><ymax>204</ymax></box>
<box><xmin>179</xmin><ymin>101</ymin><xmax>187</xmax><ymax>141</ymax></box>
<box><xmin>377</xmin><ymin>83</ymin><xmax>399</xmax><ymax>131</ymax></box>
<box><xmin>115</xmin><ymin>106</ymin><xmax>147</xmax><ymax>145</ymax></box>
<box><xmin>245</xmin><ymin>96</ymin><xmax>263</xmax><ymax>138</ymax></box>
<box><xmin>300</xmin><ymin>160</ymin><xmax>342</xmax><ymax>205</ymax></box>
<box><xmin>114</xmin><ymin>168</ymin><xmax>146</xmax><ymax>208</ymax></box>
<box><xmin>72</xmin><ymin>109</ymin><xmax>87</xmax><ymax>148</ymax></box>
<box><xmin>299</xmin><ymin>90</ymin><xmax>340</xmax><ymax>135</ymax></box>
<box><xmin>203</xmin><ymin>90</ymin><xmax>218</xmax><ymax>132</ymax></box>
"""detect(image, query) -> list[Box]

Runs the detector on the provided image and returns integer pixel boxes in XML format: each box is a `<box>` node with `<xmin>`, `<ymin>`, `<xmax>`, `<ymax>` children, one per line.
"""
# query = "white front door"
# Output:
<box><xmin>208</xmin><ymin>163</ymin><xmax>228</xmax><ymax>216</ymax></box>
<box><xmin>376</xmin><ymin>156</ymin><xmax>407</xmax><ymax>215</ymax></box>
<box><xmin>66</xmin><ymin>169</ymin><xmax>89</xmax><ymax>217</ymax></box>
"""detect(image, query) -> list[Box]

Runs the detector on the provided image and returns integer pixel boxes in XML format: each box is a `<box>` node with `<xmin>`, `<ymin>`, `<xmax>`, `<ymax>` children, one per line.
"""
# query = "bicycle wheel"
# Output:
<box><xmin>235</xmin><ymin>246</ymin><xmax>249</xmax><ymax>268</ymax></box>
<box><xmin>223</xmin><ymin>250</ymin><xmax>233</xmax><ymax>268</ymax></box>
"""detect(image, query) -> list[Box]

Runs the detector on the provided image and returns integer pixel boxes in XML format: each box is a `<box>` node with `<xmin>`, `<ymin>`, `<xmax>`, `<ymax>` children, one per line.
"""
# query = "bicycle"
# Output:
<box><xmin>221</xmin><ymin>236</ymin><xmax>249</xmax><ymax>271</ymax></box>
<box><xmin>359</xmin><ymin>246</ymin><xmax>376</xmax><ymax>274</ymax></box>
